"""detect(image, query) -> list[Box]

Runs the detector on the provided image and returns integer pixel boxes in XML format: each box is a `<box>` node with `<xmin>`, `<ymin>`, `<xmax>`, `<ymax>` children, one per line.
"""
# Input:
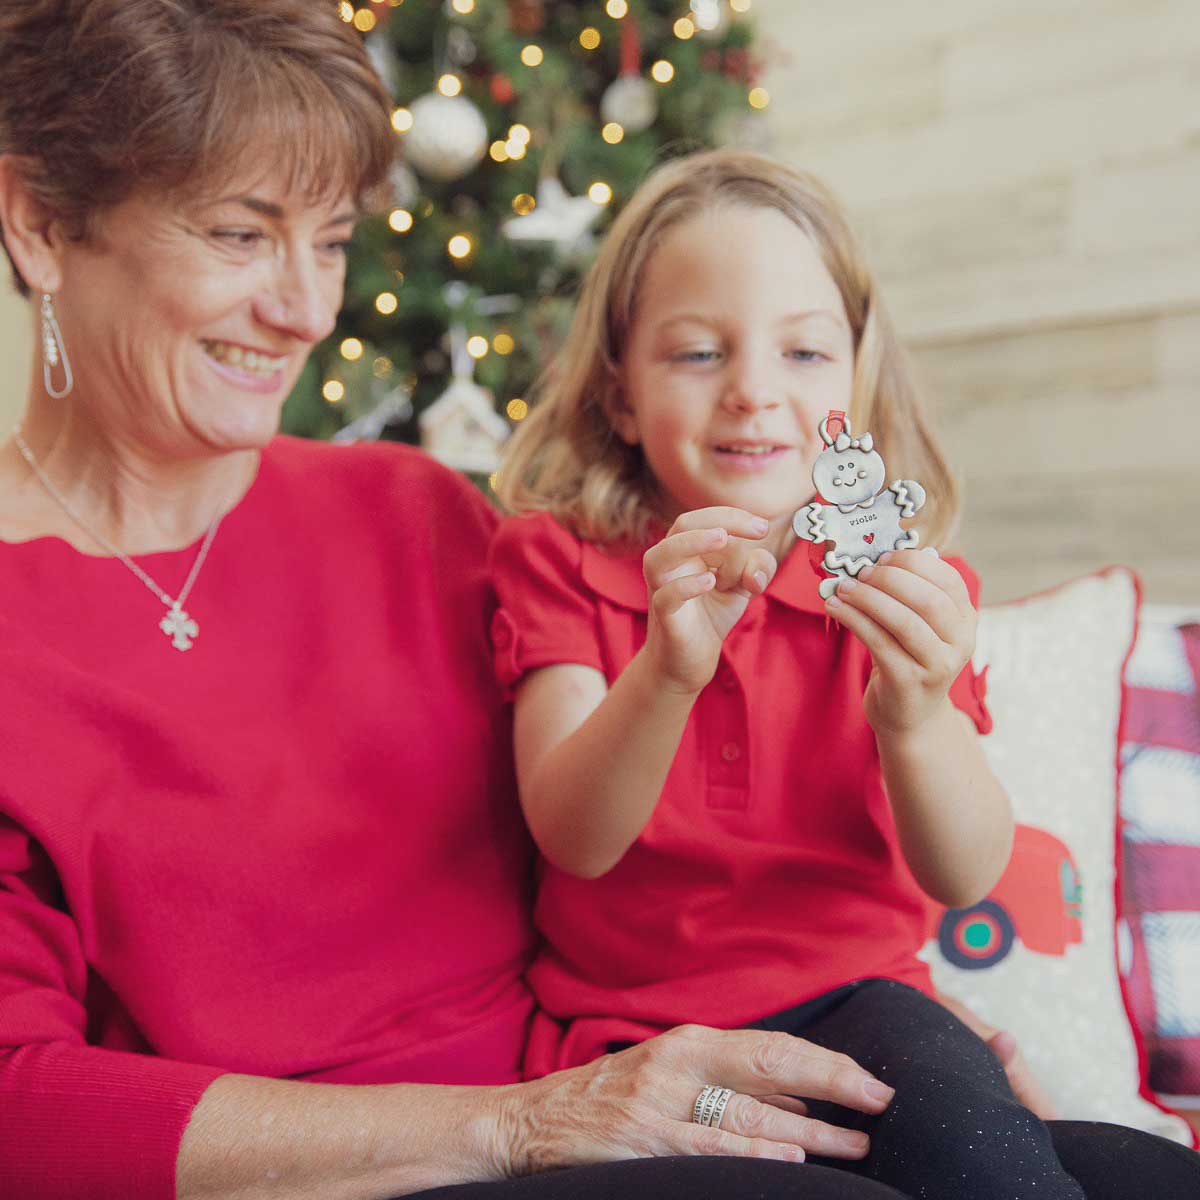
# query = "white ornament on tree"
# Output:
<box><xmin>502</xmin><ymin>176</ymin><xmax>602</xmax><ymax>257</ymax></box>
<box><xmin>333</xmin><ymin>386</ymin><xmax>413</xmax><ymax>445</ymax></box>
<box><xmin>690</xmin><ymin>0</ymin><xmax>731</xmax><ymax>39</ymax></box>
<box><xmin>366</xmin><ymin>33</ymin><xmax>401</xmax><ymax>94</ymax></box>
<box><xmin>600</xmin><ymin>74</ymin><xmax>657</xmax><ymax>133</ymax></box>
<box><xmin>419</xmin><ymin>285</ymin><xmax>518</xmax><ymax>474</ymax></box>
<box><xmin>446</xmin><ymin>25</ymin><xmax>478</xmax><ymax>67</ymax></box>
<box><xmin>419</xmin><ymin>377</ymin><xmax>509</xmax><ymax>475</ymax></box>
<box><xmin>403</xmin><ymin>91</ymin><xmax>488</xmax><ymax>182</ymax></box>
<box><xmin>390</xmin><ymin>161</ymin><xmax>420</xmax><ymax>209</ymax></box>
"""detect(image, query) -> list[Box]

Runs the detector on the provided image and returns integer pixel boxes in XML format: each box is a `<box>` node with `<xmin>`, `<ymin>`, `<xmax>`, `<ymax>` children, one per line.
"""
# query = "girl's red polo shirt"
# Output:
<box><xmin>489</xmin><ymin>512</ymin><xmax>991</xmax><ymax>1077</ymax></box>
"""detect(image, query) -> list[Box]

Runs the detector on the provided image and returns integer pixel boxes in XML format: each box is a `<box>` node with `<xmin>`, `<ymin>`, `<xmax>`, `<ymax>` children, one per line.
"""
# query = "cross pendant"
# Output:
<box><xmin>160</xmin><ymin>603</ymin><xmax>199</xmax><ymax>652</ymax></box>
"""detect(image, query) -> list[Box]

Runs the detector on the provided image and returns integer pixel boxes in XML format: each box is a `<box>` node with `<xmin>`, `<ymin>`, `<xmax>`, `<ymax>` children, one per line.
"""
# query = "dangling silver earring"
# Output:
<box><xmin>41</xmin><ymin>292</ymin><xmax>74</xmax><ymax>398</ymax></box>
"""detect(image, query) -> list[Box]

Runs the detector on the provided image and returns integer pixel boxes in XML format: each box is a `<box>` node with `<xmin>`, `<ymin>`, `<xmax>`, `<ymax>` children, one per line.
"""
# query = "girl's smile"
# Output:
<box><xmin>614</xmin><ymin>203</ymin><xmax>856</xmax><ymax>530</ymax></box>
<box><xmin>709</xmin><ymin>440</ymin><xmax>793</xmax><ymax>473</ymax></box>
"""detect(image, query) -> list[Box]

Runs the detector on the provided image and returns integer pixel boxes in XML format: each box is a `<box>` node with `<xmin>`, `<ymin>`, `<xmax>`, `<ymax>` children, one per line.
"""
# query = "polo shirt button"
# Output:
<box><xmin>720</xmin><ymin>741</ymin><xmax>742</xmax><ymax>763</ymax></box>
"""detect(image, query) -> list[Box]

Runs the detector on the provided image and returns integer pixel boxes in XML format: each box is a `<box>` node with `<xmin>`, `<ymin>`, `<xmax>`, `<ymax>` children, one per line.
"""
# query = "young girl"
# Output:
<box><xmin>488</xmin><ymin>150</ymin><xmax>1100</xmax><ymax>1199</ymax></box>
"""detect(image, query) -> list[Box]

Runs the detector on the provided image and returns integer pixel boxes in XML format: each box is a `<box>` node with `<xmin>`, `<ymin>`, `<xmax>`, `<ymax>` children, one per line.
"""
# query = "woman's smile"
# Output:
<box><xmin>200</xmin><ymin>337</ymin><xmax>291</xmax><ymax>393</ymax></box>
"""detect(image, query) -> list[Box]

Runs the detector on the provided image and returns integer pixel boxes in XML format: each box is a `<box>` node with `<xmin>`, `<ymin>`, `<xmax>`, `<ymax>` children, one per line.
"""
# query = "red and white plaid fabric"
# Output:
<box><xmin>1120</xmin><ymin>620</ymin><xmax>1200</xmax><ymax>1099</ymax></box>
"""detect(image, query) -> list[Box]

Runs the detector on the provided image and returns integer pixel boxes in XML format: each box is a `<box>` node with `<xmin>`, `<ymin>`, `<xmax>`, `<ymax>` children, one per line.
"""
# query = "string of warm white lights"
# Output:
<box><xmin>327</xmin><ymin>0</ymin><xmax>767</xmax><ymax>433</ymax></box>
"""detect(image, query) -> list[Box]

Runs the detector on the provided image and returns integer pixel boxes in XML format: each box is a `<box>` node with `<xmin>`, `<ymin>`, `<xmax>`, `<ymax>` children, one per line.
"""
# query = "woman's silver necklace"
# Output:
<box><xmin>12</xmin><ymin>426</ymin><xmax>222</xmax><ymax>652</ymax></box>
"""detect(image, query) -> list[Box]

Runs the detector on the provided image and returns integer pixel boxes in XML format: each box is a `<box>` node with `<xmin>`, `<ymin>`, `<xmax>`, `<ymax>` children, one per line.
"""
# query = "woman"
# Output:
<box><xmin>1</xmin><ymin>5</ymin><xmax>1195</xmax><ymax>1200</ymax></box>
<box><xmin>0</xmin><ymin>3</ymin><xmax>921</xmax><ymax>1199</ymax></box>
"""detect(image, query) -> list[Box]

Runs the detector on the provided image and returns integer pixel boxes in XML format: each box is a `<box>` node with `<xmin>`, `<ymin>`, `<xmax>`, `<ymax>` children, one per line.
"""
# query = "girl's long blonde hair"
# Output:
<box><xmin>496</xmin><ymin>148</ymin><xmax>960</xmax><ymax>548</ymax></box>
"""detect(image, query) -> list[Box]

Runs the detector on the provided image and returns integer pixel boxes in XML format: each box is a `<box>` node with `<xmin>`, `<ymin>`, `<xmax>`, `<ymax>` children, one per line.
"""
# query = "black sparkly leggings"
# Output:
<box><xmin>409</xmin><ymin>1124</ymin><xmax>1200</xmax><ymax>1200</ymax></box>
<box><xmin>412</xmin><ymin>980</ymin><xmax>1199</xmax><ymax>1200</ymax></box>
<box><xmin>745</xmin><ymin>978</ymin><xmax>1200</xmax><ymax>1199</ymax></box>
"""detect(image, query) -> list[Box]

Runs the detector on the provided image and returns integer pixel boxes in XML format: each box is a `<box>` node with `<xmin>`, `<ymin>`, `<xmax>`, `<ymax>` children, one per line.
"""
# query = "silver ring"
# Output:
<box><xmin>691</xmin><ymin>1084</ymin><xmax>734</xmax><ymax>1128</ymax></box>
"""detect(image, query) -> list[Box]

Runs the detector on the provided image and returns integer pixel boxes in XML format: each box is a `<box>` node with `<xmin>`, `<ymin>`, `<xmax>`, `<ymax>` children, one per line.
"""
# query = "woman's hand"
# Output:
<box><xmin>987</xmin><ymin>1030</ymin><xmax>1060</xmax><ymax>1120</ymax></box>
<box><xmin>935</xmin><ymin>990</ymin><xmax>1060</xmax><ymax>1120</ymax></box>
<box><xmin>824</xmin><ymin>547</ymin><xmax>976</xmax><ymax>736</ymax></box>
<box><xmin>496</xmin><ymin>1023</ymin><xmax>894</xmax><ymax>1176</ymax></box>
<box><xmin>643</xmin><ymin>508</ymin><xmax>777</xmax><ymax>694</ymax></box>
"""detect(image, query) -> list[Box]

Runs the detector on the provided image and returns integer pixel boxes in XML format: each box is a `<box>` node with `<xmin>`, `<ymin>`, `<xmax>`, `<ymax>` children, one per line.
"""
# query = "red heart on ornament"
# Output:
<box><xmin>863</xmin><ymin>533</ymin><xmax>875</xmax><ymax>544</ymax></box>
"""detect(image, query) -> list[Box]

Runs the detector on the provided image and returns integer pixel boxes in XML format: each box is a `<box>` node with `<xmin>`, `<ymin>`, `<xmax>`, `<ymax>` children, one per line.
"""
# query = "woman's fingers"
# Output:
<box><xmin>672</xmin><ymin>1026</ymin><xmax>894</xmax><ymax>1116</ymax></box>
<box><xmin>718</xmin><ymin>1093</ymin><xmax>870</xmax><ymax>1160</ymax></box>
<box><xmin>520</xmin><ymin>1027</ymin><xmax>889</xmax><ymax>1174</ymax></box>
<box><xmin>667</xmin><ymin>1120</ymin><xmax>805</xmax><ymax>1164</ymax></box>
<box><xmin>986</xmin><ymin>1031</ymin><xmax>1061</xmax><ymax>1120</ymax></box>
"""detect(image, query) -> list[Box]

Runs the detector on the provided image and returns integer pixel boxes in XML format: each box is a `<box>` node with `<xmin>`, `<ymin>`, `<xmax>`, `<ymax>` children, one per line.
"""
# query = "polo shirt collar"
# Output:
<box><xmin>579</xmin><ymin>533</ymin><xmax>830</xmax><ymax>618</ymax></box>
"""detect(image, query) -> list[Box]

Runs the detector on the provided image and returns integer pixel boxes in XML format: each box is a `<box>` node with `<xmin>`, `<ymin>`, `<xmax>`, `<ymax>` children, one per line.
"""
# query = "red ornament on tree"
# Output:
<box><xmin>490</xmin><ymin>73</ymin><xmax>515</xmax><ymax>104</ymax></box>
<box><xmin>724</xmin><ymin>48</ymin><xmax>749</xmax><ymax>81</ymax></box>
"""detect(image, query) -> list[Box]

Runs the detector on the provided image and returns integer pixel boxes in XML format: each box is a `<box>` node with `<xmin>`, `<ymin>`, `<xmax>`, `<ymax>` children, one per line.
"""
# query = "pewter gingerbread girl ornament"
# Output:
<box><xmin>793</xmin><ymin>414</ymin><xmax>926</xmax><ymax>600</ymax></box>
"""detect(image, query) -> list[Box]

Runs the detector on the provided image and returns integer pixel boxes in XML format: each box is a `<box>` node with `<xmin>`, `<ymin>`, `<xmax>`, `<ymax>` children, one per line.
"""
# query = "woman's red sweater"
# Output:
<box><xmin>0</xmin><ymin>437</ymin><xmax>535</xmax><ymax>1199</ymax></box>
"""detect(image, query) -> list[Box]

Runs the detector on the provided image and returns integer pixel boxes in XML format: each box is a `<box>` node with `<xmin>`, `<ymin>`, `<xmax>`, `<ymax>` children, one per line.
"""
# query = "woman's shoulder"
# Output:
<box><xmin>259</xmin><ymin>436</ymin><xmax>497</xmax><ymax>531</ymax></box>
<box><xmin>263</xmin><ymin>434</ymin><xmax>480</xmax><ymax>494</ymax></box>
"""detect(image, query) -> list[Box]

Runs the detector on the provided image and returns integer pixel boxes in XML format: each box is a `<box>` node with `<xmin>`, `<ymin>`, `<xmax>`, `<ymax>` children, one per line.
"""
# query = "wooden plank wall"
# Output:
<box><xmin>2</xmin><ymin>1</ymin><xmax>1196</xmax><ymax>601</ymax></box>
<box><xmin>756</xmin><ymin>0</ymin><xmax>1200</xmax><ymax>602</ymax></box>
<box><xmin>0</xmin><ymin>287</ymin><xmax>29</xmax><ymax>432</ymax></box>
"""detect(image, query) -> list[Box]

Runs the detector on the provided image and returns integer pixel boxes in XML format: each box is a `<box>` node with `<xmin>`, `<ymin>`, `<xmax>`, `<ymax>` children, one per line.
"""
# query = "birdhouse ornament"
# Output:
<box><xmin>793</xmin><ymin>413</ymin><xmax>926</xmax><ymax>600</ymax></box>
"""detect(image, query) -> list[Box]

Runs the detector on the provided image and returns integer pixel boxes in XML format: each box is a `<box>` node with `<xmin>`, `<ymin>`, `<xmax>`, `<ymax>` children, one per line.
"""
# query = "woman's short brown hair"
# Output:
<box><xmin>0</xmin><ymin>0</ymin><xmax>395</xmax><ymax>297</ymax></box>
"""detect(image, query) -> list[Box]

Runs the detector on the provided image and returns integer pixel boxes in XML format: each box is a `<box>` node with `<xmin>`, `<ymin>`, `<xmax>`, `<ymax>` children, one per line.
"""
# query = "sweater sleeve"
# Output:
<box><xmin>0</xmin><ymin>814</ymin><xmax>223</xmax><ymax>1200</ymax></box>
<box><xmin>488</xmin><ymin>513</ymin><xmax>607</xmax><ymax>692</ymax></box>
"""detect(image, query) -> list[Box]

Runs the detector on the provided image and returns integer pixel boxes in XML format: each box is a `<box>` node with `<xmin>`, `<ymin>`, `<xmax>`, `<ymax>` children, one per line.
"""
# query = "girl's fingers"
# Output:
<box><xmin>711</xmin><ymin>542</ymin><xmax>770</xmax><ymax>593</ymax></box>
<box><xmin>853</xmin><ymin>561</ymin><xmax>969</xmax><ymax>649</ymax></box>
<box><xmin>647</xmin><ymin>530</ymin><xmax>777</xmax><ymax>595</ymax></box>
<box><xmin>878</xmin><ymin>547</ymin><xmax>972</xmax><ymax>616</ymax></box>
<box><xmin>760</xmin><ymin>1094</ymin><xmax>809</xmax><ymax>1117</ymax></box>
<box><xmin>651</xmin><ymin>571</ymin><xmax>716</xmax><ymax>620</ymax></box>
<box><xmin>717</xmin><ymin>1094</ymin><xmax>870</xmax><ymax>1160</ymax></box>
<box><xmin>739</xmin><ymin>547</ymin><xmax>778</xmax><ymax>595</ymax></box>
<box><xmin>822</xmin><ymin>591</ymin><xmax>912</xmax><ymax>676</ymax></box>
<box><xmin>669</xmin><ymin>508</ymin><xmax>771</xmax><ymax>541</ymax></box>
<box><xmin>830</xmin><ymin>575</ymin><xmax>950</xmax><ymax>671</ymax></box>
<box><xmin>645</xmin><ymin>527</ymin><xmax>728</xmax><ymax>588</ymax></box>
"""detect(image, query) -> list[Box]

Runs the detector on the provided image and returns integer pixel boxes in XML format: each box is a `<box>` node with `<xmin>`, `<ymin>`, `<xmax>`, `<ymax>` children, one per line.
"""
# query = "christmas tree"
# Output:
<box><xmin>282</xmin><ymin>0</ymin><xmax>769</xmax><ymax>479</ymax></box>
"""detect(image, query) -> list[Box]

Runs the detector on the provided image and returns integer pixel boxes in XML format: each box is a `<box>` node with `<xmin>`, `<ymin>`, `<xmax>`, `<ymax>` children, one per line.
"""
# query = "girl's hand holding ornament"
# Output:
<box><xmin>642</xmin><ymin>507</ymin><xmax>777</xmax><ymax>695</ymax></box>
<box><xmin>825</xmin><ymin>546</ymin><xmax>978</xmax><ymax>736</ymax></box>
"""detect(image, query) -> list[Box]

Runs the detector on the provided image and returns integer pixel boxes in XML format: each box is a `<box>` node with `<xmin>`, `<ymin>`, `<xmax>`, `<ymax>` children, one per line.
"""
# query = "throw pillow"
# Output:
<box><xmin>919</xmin><ymin>568</ymin><xmax>1193</xmax><ymax>1143</ymax></box>
<box><xmin>1120</xmin><ymin>618</ymin><xmax>1200</xmax><ymax>1107</ymax></box>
